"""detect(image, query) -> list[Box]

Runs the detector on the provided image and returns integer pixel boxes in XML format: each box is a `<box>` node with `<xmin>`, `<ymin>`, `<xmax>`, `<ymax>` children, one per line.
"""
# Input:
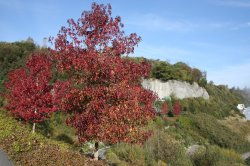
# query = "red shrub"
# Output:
<box><xmin>173</xmin><ymin>101</ymin><xmax>181</xmax><ymax>116</ymax></box>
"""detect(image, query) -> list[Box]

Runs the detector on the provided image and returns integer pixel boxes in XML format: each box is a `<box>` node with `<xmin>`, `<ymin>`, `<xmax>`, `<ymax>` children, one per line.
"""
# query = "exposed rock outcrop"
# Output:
<box><xmin>186</xmin><ymin>145</ymin><xmax>204</xmax><ymax>156</ymax></box>
<box><xmin>242</xmin><ymin>152</ymin><xmax>250</xmax><ymax>160</ymax></box>
<box><xmin>142</xmin><ymin>79</ymin><xmax>209</xmax><ymax>100</ymax></box>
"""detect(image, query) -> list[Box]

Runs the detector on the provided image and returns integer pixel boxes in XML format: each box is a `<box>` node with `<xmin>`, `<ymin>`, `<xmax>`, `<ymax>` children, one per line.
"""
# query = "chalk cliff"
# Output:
<box><xmin>142</xmin><ymin>79</ymin><xmax>209</xmax><ymax>100</ymax></box>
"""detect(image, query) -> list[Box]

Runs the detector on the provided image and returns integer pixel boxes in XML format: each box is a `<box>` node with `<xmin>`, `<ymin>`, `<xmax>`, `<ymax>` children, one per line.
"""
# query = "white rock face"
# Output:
<box><xmin>237</xmin><ymin>104</ymin><xmax>245</xmax><ymax>111</ymax></box>
<box><xmin>142</xmin><ymin>79</ymin><xmax>209</xmax><ymax>100</ymax></box>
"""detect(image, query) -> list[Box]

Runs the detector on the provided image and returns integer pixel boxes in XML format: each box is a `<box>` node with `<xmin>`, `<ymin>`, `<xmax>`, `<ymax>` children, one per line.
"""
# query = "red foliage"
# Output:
<box><xmin>161</xmin><ymin>103</ymin><xmax>168</xmax><ymax>115</ymax></box>
<box><xmin>51</xmin><ymin>3</ymin><xmax>141</xmax><ymax>56</ymax></box>
<box><xmin>173</xmin><ymin>101</ymin><xmax>181</xmax><ymax>116</ymax></box>
<box><xmin>52</xmin><ymin>3</ymin><xmax>156</xmax><ymax>144</ymax></box>
<box><xmin>4</xmin><ymin>54</ymin><xmax>57</xmax><ymax>123</ymax></box>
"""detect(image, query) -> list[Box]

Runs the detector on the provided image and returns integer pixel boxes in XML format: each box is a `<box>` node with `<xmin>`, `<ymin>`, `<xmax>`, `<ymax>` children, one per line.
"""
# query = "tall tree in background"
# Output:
<box><xmin>51</xmin><ymin>3</ymin><xmax>156</xmax><ymax>158</ymax></box>
<box><xmin>4</xmin><ymin>53</ymin><xmax>57</xmax><ymax>133</ymax></box>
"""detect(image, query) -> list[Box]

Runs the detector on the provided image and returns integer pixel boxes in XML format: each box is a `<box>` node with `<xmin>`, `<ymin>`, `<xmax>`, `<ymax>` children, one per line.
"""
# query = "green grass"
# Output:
<box><xmin>0</xmin><ymin>109</ymin><xmax>105</xmax><ymax>166</ymax></box>
<box><xmin>191</xmin><ymin>145</ymin><xmax>245</xmax><ymax>166</ymax></box>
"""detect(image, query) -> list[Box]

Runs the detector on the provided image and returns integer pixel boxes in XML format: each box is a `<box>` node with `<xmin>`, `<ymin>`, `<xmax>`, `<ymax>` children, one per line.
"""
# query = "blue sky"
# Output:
<box><xmin>0</xmin><ymin>0</ymin><xmax>250</xmax><ymax>88</ymax></box>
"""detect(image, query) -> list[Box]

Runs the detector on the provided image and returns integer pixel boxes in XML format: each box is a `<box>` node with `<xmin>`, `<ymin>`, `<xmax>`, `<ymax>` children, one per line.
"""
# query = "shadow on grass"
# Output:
<box><xmin>55</xmin><ymin>134</ymin><xmax>74</xmax><ymax>145</ymax></box>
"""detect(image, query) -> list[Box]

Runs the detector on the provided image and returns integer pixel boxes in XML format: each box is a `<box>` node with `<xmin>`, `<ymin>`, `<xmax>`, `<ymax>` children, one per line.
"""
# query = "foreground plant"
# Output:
<box><xmin>4</xmin><ymin>53</ymin><xmax>57</xmax><ymax>133</ymax></box>
<box><xmin>51</xmin><ymin>3</ymin><xmax>156</xmax><ymax>159</ymax></box>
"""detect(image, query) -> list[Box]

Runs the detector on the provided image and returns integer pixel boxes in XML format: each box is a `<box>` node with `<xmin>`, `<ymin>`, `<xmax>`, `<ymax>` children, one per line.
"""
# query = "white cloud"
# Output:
<box><xmin>208</xmin><ymin>62</ymin><xmax>250</xmax><ymax>88</ymax></box>
<box><xmin>0</xmin><ymin>0</ymin><xmax>61</xmax><ymax>45</ymax></box>
<box><xmin>125</xmin><ymin>14</ymin><xmax>196</xmax><ymax>32</ymax></box>
<box><xmin>0</xmin><ymin>0</ymin><xmax>23</xmax><ymax>10</ymax></box>
<box><xmin>131</xmin><ymin>43</ymin><xmax>192</xmax><ymax>63</ymax></box>
<box><xmin>230</xmin><ymin>22</ymin><xmax>250</xmax><ymax>30</ymax></box>
<box><xmin>213</xmin><ymin>0</ymin><xmax>250</xmax><ymax>7</ymax></box>
<box><xmin>132</xmin><ymin>42</ymin><xmax>250</xmax><ymax>88</ymax></box>
<box><xmin>125</xmin><ymin>13</ymin><xmax>232</xmax><ymax>32</ymax></box>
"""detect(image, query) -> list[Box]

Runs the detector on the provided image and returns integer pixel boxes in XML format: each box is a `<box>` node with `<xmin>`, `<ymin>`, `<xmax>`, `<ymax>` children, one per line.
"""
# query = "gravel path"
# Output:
<box><xmin>0</xmin><ymin>149</ymin><xmax>14</xmax><ymax>166</ymax></box>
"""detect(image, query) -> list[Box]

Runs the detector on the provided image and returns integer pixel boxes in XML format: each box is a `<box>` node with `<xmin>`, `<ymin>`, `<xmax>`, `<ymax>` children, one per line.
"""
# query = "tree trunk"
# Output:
<box><xmin>33</xmin><ymin>78</ymin><xmax>38</xmax><ymax>134</ymax></box>
<box><xmin>32</xmin><ymin>107</ymin><xmax>37</xmax><ymax>134</ymax></box>
<box><xmin>93</xmin><ymin>142</ymin><xmax>99</xmax><ymax>160</ymax></box>
<box><xmin>32</xmin><ymin>123</ymin><xmax>36</xmax><ymax>133</ymax></box>
<box><xmin>158</xmin><ymin>130</ymin><xmax>159</xmax><ymax>158</ymax></box>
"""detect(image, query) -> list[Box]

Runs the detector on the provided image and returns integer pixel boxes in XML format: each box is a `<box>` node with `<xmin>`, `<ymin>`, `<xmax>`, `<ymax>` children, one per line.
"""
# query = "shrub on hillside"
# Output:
<box><xmin>188</xmin><ymin>113</ymin><xmax>250</xmax><ymax>153</ymax></box>
<box><xmin>0</xmin><ymin>110</ymin><xmax>104</xmax><ymax>166</ymax></box>
<box><xmin>106</xmin><ymin>143</ymin><xmax>153</xmax><ymax>166</ymax></box>
<box><xmin>154</xmin><ymin>98</ymin><xmax>181</xmax><ymax>117</ymax></box>
<box><xmin>245</xmin><ymin>157</ymin><xmax>250</xmax><ymax>166</ymax></box>
<box><xmin>178</xmin><ymin>81</ymin><xmax>245</xmax><ymax>119</ymax></box>
<box><xmin>36</xmin><ymin>112</ymin><xmax>76</xmax><ymax>145</ymax></box>
<box><xmin>0</xmin><ymin>40</ymin><xmax>36</xmax><ymax>92</ymax></box>
<box><xmin>179</xmin><ymin>95</ymin><xmax>242</xmax><ymax>119</ymax></box>
<box><xmin>191</xmin><ymin>145</ymin><xmax>245</xmax><ymax>166</ymax></box>
<box><xmin>107</xmin><ymin>128</ymin><xmax>192</xmax><ymax>166</ymax></box>
<box><xmin>164</xmin><ymin>119</ymin><xmax>206</xmax><ymax>147</ymax></box>
<box><xmin>149</xmin><ymin>60</ymin><xmax>207</xmax><ymax>86</ymax></box>
<box><xmin>173</xmin><ymin>101</ymin><xmax>181</xmax><ymax>116</ymax></box>
<box><xmin>145</xmin><ymin>129</ymin><xmax>192</xmax><ymax>166</ymax></box>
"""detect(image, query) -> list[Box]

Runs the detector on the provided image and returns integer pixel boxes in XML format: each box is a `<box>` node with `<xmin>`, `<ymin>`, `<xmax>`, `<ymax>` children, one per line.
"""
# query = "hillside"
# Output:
<box><xmin>1</xmin><ymin>41</ymin><xmax>250</xmax><ymax>165</ymax></box>
<box><xmin>0</xmin><ymin>110</ymin><xmax>105</xmax><ymax>166</ymax></box>
<box><xmin>105</xmin><ymin>58</ymin><xmax>250</xmax><ymax>165</ymax></box>
<box><xmin>0</xmin><ymin>40</ymin><xmax>36</xmax><ymax>92</ymax></box>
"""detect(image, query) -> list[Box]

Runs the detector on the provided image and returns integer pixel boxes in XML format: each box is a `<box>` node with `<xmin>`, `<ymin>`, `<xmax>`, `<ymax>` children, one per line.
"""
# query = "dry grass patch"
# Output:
<box><xmin>219</xmin><ymin>115</ymin><xmax>250</xmax><ymax>140</ymax></box>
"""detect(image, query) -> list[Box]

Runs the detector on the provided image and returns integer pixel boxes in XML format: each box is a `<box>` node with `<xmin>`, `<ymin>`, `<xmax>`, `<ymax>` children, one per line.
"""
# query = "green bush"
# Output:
<box><xmin>177</xmin><ymin>116</ymin><xmax>193</xmax><ymax>128</ymax></box>
<box><xmin>107</xmin><ymin>143</ymin><xmax>150</xmax><ymax>166</ymax></box>
<box><xmin>188</xmin><ymin>113</ymin><xmax>250</xmax><ymax>153</ymax></box>
<box><xmin>149</xmin><ymin>60</ymin><xmax>207</xmax><ymax>85</ymax></box>
<box><xmin>191</xmin><ymin>145</ymin><xmax>245</xmax><ymax>166</ymax></box>
<box><xmin>145</xmin><ymin>129</ymin><xmax>192</xmax><ymax>166</ymax></box>
<box><xmin>106</xmin><ymin>150</ymin><xmax>128</xmax><ymax>166</ymax></box>
<box><xmin>245</xmin><ymin>156</ymin><xmax>250</xmax><ymax>166</ymax></box>
<box><xmin>107</xmin><ymin>128</ymin><xmax>192</xmax><ymax>166</ymax></box>
<box><xmin>36</xmin><ymin>112</ymin><xmax>77</xmax><ymax>145</ymax></box>
<box><xmin>0</xmin><ymin>110</ymin><xmax>106</xmax><ymax>166</ymax></box>
<box><xmin>0</xmin><ymin>41</ymin><xmax>36</xmax><ymax>92</ymax></box>
<box><xmin>126</xmin><ymin>57</ymin><xmax>207</xmax><ymax>85</ymax></box>
<box><xmin>178</xmin><ymin>80</ymin><xmax>245</xmax><ymax>119</ymax></box>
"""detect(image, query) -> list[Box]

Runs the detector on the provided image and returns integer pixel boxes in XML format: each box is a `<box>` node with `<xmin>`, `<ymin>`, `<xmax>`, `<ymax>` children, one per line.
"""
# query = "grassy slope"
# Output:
<box><xmin>2</xmin><ymin>80</ymin><xmax>249</xmax><ymax>165</ymax></box>
<box><xmin>1</xmin><ymin>52</ymin><xmax>250</xmax><ymax>165</ymax></box>
<box><xmin>0</xmin><ymin>109</ymin><xmax>105</xmax><ymax>166</ymax></box>
<box><xmin>105</xmin><ymin>82</ymin><xmax>250</xmax><ymax>166</ymax></box>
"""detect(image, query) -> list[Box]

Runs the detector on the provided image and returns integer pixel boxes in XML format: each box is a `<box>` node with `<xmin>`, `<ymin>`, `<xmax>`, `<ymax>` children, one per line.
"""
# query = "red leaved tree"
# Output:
<box><xmin>173</xmin><ymin>101</ymin><xmax>181</xmax><ymax>116</ymax></box>
<box><xmin>4</xmin><ymin>53</ymin><xmax>57</xmax><ymax>133</ymax></box>
<box><xmin>161</xmin><ymin>102</ymin><xmax>168</xmax><ymax>115</ymax></box>
<box><xmin>51</xmin><ymin>3</ymin><xmax>156</xmax><ymax>158</ymax></box>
